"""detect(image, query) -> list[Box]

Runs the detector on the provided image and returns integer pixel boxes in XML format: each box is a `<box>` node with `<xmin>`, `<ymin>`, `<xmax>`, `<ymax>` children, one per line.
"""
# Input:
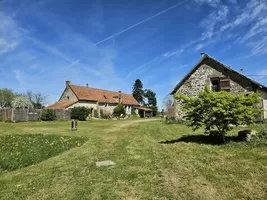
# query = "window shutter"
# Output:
<box><xmin>220</xmin><ymin>77</ymin><xmax>231</xmax><ymax>92</ymax></box>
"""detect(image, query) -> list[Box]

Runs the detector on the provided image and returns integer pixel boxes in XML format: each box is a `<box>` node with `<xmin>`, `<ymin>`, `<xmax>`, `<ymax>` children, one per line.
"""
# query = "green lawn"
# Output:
<box><xmin>0</xmin><ymin>119</ymin><xmax>266</xmax><ymax>200</ymax></box>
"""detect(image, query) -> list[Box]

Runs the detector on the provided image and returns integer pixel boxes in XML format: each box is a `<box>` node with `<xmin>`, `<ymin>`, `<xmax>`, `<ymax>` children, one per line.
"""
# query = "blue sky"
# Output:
<box><xmin>1</xmin><ymin>0</ymin><xmax>267</xmax><ymax>108</ymax></box>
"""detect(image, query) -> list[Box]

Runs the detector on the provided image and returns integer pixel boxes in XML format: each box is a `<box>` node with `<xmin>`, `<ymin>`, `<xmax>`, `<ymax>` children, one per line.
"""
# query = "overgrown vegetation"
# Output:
<box><xmin>165</xmin><ymin>117</ymin><xmax>184</xmax><ymax>124</ymax></box>
<box><xmin>0</xmin><ymin>134</ymin><xmax>86</xmax><ymax>171</ymax></box>
<box><xmin>94</xmin><ymin>109</ymin><xmax>99</xmax><ymax>118</ymax></box>
<box><xmin>175</xmin><ymin>86</ymin><xmax>261</xmax><ymax>143</ymax></box>
<box><xmin>40</xmin><ymin>109</ymin><xmax>57</xmax><ymax>121</ymax></box>
<box><xmin>71</xmin><ymin>106</ymin><xmax>90</xmax><ymax>121</ymax></box>
<box><xmin>113</xmin><ymin>103</ymin><xmax>125</xmax><ymax>117</ymax></box>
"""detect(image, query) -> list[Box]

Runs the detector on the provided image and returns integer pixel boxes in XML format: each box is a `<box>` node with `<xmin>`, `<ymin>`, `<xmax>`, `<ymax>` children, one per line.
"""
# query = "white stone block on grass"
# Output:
<box><xmin>96</xmin><ymin>160</ymin><xmax>115</xmax><ymax>167</ymax></box>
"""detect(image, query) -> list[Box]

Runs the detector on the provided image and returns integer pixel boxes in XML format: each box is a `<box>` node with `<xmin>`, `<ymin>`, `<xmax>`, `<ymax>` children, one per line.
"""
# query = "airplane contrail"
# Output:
<box><xmin>92</xmin><ymin>1</ymin><xmax>183</xmax><ymax>46</ymax></box>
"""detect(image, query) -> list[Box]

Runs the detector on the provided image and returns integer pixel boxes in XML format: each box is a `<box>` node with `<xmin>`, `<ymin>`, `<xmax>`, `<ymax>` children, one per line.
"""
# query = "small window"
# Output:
<box><xmin>210</xmin><ymin>77</ymin><xmax>231</xmax><ymax>92</ymax></box>
<box><xmin>67</xmin><ymin>96</ymin><xmax>69</xmax><ymax>100</ymax></box>
<box><xmin>211</xmin><ymin>78</ymin><xmax>220</xmax><ymax>92</ymax></box>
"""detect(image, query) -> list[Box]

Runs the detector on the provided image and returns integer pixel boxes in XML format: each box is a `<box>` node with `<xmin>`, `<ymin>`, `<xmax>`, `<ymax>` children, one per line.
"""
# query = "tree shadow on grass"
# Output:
<box><xmin>159</xmin><ymin>134</ymin><xmax>242</xmax><ymax>145</ymax></box>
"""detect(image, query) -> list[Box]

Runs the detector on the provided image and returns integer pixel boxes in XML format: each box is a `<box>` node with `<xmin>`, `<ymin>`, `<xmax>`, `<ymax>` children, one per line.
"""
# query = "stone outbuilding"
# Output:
<box><xmin>169</xmin><ymin>54</ymin><xmax>267</xmax><ymax>120</ymax></box>
<box><xmin>47</xmin><ymin>81</ymin><xmax>140</xmax><ymax>116</ymax></box>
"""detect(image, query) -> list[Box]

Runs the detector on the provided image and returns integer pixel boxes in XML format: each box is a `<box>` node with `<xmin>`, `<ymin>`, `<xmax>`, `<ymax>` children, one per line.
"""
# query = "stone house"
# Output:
<box><xmin>47</xmin><ymin>81</ymin><xmax>140</xmax><ymax>116</ymax></box>
<box><xmin>169</xmin><ymin>54</ymin><xmax>267</xmax><ymax>120</ymax></box>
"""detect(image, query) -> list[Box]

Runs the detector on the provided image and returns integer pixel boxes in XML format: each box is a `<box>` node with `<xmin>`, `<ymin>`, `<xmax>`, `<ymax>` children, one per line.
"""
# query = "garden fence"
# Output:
<box><xmin>0</xmin><ymin>109</ymin><xmax>71</xmax><ymax>122</ymax></box>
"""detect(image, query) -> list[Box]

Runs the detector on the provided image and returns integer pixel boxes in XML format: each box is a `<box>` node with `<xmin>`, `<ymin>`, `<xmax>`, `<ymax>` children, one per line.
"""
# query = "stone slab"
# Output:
<box><xmin>96</xmin><ymin>160</ymin><xmax>115</xmax><ymax>167</ymax></box>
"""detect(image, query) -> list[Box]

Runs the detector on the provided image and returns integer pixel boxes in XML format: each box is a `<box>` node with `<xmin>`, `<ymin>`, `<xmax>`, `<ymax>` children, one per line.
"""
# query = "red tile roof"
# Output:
<box><xmin>46</xmin><ymin>101</ymin><xmax>77</xmax><ymax>109</ymax></box>
<box><xmin>69</xmin><ymin>85</ymin><xmax>139</xmax><ymax>105</ymax></box>
<box><xmin>137</xmin><ymin>107</ymin><xmax>152</xmax><ymax>111</ymax></box>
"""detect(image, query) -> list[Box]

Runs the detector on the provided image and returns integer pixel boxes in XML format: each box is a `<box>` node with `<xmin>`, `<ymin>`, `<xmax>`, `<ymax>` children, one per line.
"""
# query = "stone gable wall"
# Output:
<box><xmin>59</xmin><ymin>86</ymin><xmax>78</xmax><ymax>102</ymax></box>
<box><xmin>174</xmin><ymin>64</ymin><xmax>250</xmax><ymax>119</ymax></box>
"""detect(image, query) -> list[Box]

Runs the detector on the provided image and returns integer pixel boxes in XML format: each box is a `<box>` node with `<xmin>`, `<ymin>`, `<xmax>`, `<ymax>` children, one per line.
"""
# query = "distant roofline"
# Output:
<box><xmin>69</xmin><ymin>84</ymin><xmax>133</xmax><ymax>96</ymax></box>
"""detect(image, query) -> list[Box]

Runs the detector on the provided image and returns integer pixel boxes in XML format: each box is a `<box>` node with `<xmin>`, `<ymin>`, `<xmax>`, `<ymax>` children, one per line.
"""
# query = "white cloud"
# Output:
<box><xmin>0</xmin><ymin>13</ymin><xmax>22</xmax><ymax>55</ymax></box>
<box><xmin>228</xmin><ymin>0</ymin><xmax>237</xmax><ymax>4</ymax></box>
<box><xmin>163</xmin><ymin>49</ymin><xmax>184</xmax><ymax>58</ymax></box>
<box><xmin>194</xmin><ymin>0</ymin><xmax>221</xmax><ymax>8</ymax></box>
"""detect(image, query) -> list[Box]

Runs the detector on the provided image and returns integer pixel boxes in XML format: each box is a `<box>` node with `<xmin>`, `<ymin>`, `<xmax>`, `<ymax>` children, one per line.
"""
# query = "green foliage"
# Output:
<box><xmin>132</xmin><ymin>79</ymin><xmax>144</xmax><ymax>105</ymax></box>
<box><xmin>165</xmin><ymin>117</ymin><xmax>184</xmax><ymax>124</ymax></box>
<box><xmin>131</xmin><ymin>108</ymin><xmax>137</xmax><ymax>115</ymax></box>
<box><xmin>0</xmin><ymin>134</ymin><xmax>86</xmax><ymax>171</ymax></box>
<box><xmin>71</xmin><ymin>107</ymin><xmax>90</xmax><ymax>121</ymax></box>
<box><xmin>94</xmin><ymin>109</ymin><xmax>99</xmax><ymax>118</ymax></box>
<box><xmin>0</xmin><ymin>88</ymin><xmax>16</xmax><ymax>108</ymax></box>
<box><xmin>249</xmin><ymin>127</ymin><xmax>267</xmax><ymax>145</ymax></box>
<box><xmin>113</xmin><ymin>103</ymin><xmax>126</xmax><ymax>116</ymax></box>
<box><xmin>40</xmin><ymin>109</ymin><xmax>57</xmax><ymax>121</ymax></box>
<box><xmin>174</xmin><ymin>85</ymin><xmax>261</xmax><ymax>136</ymax></box>
<box><xmin>144</xmin><ymin>89</ymin><xmax>158</xmax><ymax>116</ymax></box>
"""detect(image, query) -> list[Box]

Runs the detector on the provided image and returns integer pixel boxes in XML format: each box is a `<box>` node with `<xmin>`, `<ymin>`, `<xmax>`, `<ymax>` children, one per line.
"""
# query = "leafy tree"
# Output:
<box><xmin>71</xmin><ymin>107</ymin><xmax>90</xmax><ymax>121</ymax></box>
<box><xmin>174</xmin><ymin>86</ymin><xmax>261</xmax><ymax>143</ymax></box>
<box><xmin>0</xmin><ymin>88</ymin><xmax>16</xmax><ymax>108</ymax></box>
<box><xmin>27</xmin><ymin>91</ymin><xmax>47</xmax><ymax>109</ymax></box>
<box><xmin>40</xmin><ymin>109</ymin><xmax>57</xmax><ymax>121</ymax></box>
<box><xmin>113</xmin><ymin>103</ymin><xmax>126</xmax><ymax>117</ymax></box>
<box><xmin>144</xmin><ymin>89</ymin><xmax>158</xmax><ymax>116</ymax></box>
<box><xmin>12</xmin><ymin>95</ymin><xmax>33</xmax><ymax>109</ymax></box>
<box><xmin>132</xmin><ymin>79</ymin><xmax>144</xmax><ymax>105</ymax></box>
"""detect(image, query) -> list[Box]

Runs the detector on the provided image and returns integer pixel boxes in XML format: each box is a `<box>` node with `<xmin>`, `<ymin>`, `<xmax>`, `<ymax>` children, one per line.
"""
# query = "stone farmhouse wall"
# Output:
<box><xmin>60</xmin><ymin>86</ymin><xmax>136</xmax><ymax>116</ymax></box>
<box><xmin>174</xmin><ymin>63</ymin><xmax>267</xmax><ymax>120</ymax></box>
<box><xmin>59</xmin><ymin>86</ymin><xmax>78</xmax><ymax>102</ymax></box>
<box><xmin>68</xmin><ymin>101</ymin><xmax>135</xmax><ymax>116</ymax></box>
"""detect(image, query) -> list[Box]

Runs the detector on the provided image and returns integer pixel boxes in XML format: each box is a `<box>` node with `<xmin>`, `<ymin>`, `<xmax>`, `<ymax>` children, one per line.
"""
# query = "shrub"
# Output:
<box><xmin>94</xmin><ymin>109</ymin><xmax>99</xmax><ymax>118</ymax></box>
<box><xmin>249</xmin><ymin>127</ymin><xmax>267</xmax><ymax>145</ymax></box>
<box><xmin>131</xmin><ymin>108</ymin><xmax>137</xmax><ymax>115</ymax></box>
<box><xmin>165</xmin><ymin>117</ymin><xmax>184</xmax><ymax>124</ymax></box>
<box><xmin>71</xmin><ymin>107</ymin><xmax>90</xmax><ymax>121</ymax></box>
<box><xmin>40</xmin><ymin>109</ymin><xmax>56</xmax><ymax>121</ymax></box>
<box><xmin>174</xmin><ymin>85</ymin><xmax>261</xmax><ymax>143</ymax></box>
<box><xmin>113</xmin><ymin>103</ymin><xmax>125</xmax><ymax>117</ymax></box>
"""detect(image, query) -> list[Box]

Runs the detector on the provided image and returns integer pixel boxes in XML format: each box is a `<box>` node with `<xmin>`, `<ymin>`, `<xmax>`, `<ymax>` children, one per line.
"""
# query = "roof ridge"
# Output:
<box><xmin>69</xmin><ymin>84</ymin><xmax>132</xmax><ymax>95</ymax></box>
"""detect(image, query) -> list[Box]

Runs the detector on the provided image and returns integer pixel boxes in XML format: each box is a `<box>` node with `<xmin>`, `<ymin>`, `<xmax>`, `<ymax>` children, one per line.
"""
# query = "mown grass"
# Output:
<box><xmin>0</xmin><ymin>119</ymin><xmax>266</xmax><ymax>200</ymax></box>
<box><xmin>0</xmin><ymin>134</ymin><xmax>87</xmax><ymax>172</ymax></box>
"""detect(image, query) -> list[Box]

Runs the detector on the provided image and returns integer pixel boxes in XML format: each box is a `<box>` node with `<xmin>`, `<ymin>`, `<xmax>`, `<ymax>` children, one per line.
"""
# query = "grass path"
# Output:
<box><xmin>0</xmin><ymin>120</ymin><xmax>266</xmax><ymax>200</ymax></box>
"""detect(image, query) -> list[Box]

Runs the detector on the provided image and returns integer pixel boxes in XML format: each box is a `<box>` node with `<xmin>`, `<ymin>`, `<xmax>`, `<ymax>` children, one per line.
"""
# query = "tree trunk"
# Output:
<box><xmin>220</xmin><ymin>133</ymin><xmax>226</xmax><ymax>144</ymax></box>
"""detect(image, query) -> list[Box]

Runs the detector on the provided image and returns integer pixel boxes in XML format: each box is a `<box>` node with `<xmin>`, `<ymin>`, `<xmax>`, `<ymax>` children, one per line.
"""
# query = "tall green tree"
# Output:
<box><xmin>144</xmin><ymin>89</ymin><xmax>158</xmax><ymax>116</ymax></box>
<box><xmin>0</xmin><ymin>88</ymin><xmax>16</xmax><ymax>108</ymax></box>
<box><xmin>132</xmin><ymin>79</ymin><xmax>144</xmax><ymax>105</ymax></box>
<box><xmin>175</xmin><ymin>85</ymin><xmax>261</xmax><ymax>143</ymax></box>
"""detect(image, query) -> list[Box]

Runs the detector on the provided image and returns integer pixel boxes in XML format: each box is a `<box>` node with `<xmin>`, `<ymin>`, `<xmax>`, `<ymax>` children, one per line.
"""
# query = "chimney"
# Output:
<box><xmin>66</xmin><ymin>80</ymin><xmax>71</xmax><ymax>87</ymax></box>
<box><xmin>240</xmin><ymin>69</ymin><xmax>244</xmax><ymax>74</ymax></box>
<box><xmin>118</xmin><ymin>90</ymin><xmax>122</xmax><ymax>103</ymax></box>
<box><xmin>86</xmin><ymin>83</ymin><xmax>89</xmax><ymax>88</ymax></box>
<box><xmin>200</xmin><ymin>52</ymin><xmax>206</xmax><ymax>57</ymax></box>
